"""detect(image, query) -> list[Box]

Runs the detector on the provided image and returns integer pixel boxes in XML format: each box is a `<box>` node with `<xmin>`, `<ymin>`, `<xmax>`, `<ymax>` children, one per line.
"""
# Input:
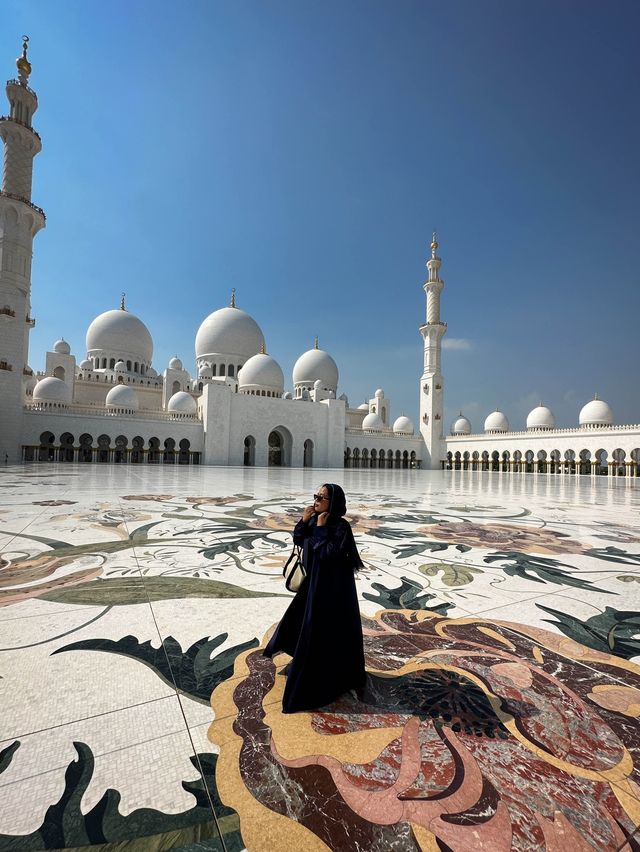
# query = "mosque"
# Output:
<box><xmin>1</xmin><ymin>42</ymin><xmax>638</xmax><ymax>474</ymax></box>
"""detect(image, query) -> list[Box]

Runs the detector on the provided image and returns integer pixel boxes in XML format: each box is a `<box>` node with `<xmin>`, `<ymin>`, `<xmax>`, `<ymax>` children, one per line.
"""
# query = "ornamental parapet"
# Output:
<box><xmin>24</xmin><ymin>402</ymin><xmax>200</xmax><ymax>422</ymax></box>
<box><xmin>447</xmin><ymin>423</ymin><xmax>640</xmax><ymax>440</ymax></box>
<box><xmin>0</xmin><ymin>190</ymin><xmax>45</xmax><ymax>221</ymax></box>
<box><xmin>6</xmin><ymin>79</ymin><xmax>37</xmax><ymax>97</ymax></box>
<box><xmin>0</xmin><ymin>115</ymin><xmax>41</xmax><ymax>141</ymax></box>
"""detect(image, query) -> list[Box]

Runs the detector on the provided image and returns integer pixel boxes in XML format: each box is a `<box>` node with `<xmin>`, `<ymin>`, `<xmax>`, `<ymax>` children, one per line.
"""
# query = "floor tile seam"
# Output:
<box><xmin>115</xmin><ymin>497</ymin><xmax>226</xmax><ymax>837</ymax></box>
<box><xmin>0</xmin><ymin>692</ymin><xmax>179</xmax><ymax>744</ymax></box>
<box><xmin>0</xmin><ymin>719</ymin><xmax>206</xmax><ymax>791</ymax></box>
<box><xmin>0</xmin><ymin>507</ymin><xmax>59</xmax><ymax>559</ymax></box>
<box><xmin>0</xmin><ymin>604</ymin><xmax>100</xmax><ymax>624</ymax></box>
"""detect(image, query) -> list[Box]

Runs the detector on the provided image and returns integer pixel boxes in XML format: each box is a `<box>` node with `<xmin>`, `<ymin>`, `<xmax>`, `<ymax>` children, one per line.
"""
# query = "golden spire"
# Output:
<box><xmin>314</xmin><ymin>336</ymin><xmax>319</xmax><ymax>349</ymax></box>
<box><xmin>230</xmin><ymin>288</ymin><xmax>236</xmax><ymax>308</ymax></box>
<box><xmin>16</xmin><ymin>36</ymin><xmax>32</xmax><ymax>82</ymax></box>
<box><xmin>120</xmin><ymin>293</ymin><xmax>126</xmax><ymax>310</ymax></box>
<box><xmin>430</xmin><ymin>230</ymin><xmax>439</xmax><ymax>258</ymax></box>
<box><xmin>260</xmin><ymin>341</ymin><xmax>266</xmax><ymax>355</ymax></box>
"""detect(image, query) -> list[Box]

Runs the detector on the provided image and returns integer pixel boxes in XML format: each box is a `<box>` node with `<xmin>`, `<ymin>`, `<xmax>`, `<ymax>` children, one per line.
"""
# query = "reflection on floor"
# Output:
<box><xmin>0</xmin><ymin>465</ymin><xmax>638</xmax><ymax>850</ymax></box>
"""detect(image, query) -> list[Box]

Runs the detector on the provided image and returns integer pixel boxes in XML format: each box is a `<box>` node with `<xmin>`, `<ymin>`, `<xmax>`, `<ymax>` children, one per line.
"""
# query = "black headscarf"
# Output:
<box><xmin>321</xmin><ymin>483</ymin><xmax>347</xmax><ymax>521</ymax></box>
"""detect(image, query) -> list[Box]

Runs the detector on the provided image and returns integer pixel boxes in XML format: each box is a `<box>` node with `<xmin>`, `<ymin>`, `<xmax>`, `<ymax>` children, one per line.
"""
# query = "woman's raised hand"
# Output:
<box><xmin>302</xmin><ymin>505</ymin><xmax>315</xmax><ymax>522</ymax></box>
<box><xmin>316</xmin><ymin>512</ymin><xmax>329</xmax><ymax>526</ymax></box>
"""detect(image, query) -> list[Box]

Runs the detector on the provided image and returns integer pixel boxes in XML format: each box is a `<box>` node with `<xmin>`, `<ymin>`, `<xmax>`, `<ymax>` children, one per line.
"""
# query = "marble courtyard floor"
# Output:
<box><xmin>0</xmin><ymin>465</ymin><xmax>639</xmax><ymax>852</ymax></box>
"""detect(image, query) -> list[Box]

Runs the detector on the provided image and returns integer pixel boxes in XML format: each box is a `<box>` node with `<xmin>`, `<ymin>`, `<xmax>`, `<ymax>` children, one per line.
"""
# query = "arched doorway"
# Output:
<box><xmin>163</xmin><ymin>438</ymin><xmax>176</xmax><ymax>464</ymax></box>
<box><xmin>244</xmin><ymin>436</ymin><xmax>255</xmax><ymax>466</ymax></box>
<box><xmin>97</xmin><ymin>435</ymin><xmax>111</xmax><ymax>463</ymax></box>
<box><xmin>303</xmin><ymin>439</ymin><xmax>313</xmax><ymax>468</ymax></box>
<box><xmin>59</xmin><ymin>432</ymin><xmax>75</xmax><ymax>462</ymax></box>
<box><xmin>79</xmin><ymin>434</ymin><xmax>93</xmax><ymax>463</ymax></box>
<box><xmin>148</xmin><ymin>437</ymin><xmax>160</xmax><ymax>464</ymax></box>
<box><xmin>179</xmin><ymin>438</ymin><xmax>190</xmax><ymax>464</ymax></box>
<box><xmin>267</xmin><ymin>427</ymin><xmax>292</xmax><ymax>467</ymax></box>
<box><xmin>131</xmin><ymin>436</ymin><xmax>144</xmax><ymax>464</ymax></box>
<box><xmin>114</xmin><ymin>435</ymin><xmax>128</xmax><ymax>463</ymax></box>
<box><xmin>38</xmin><ymin>431</ymin><xmax>55</xmax><ymax>462</ymax></box>
<box><xmin>268</xmin><ymin>431</ymin><xmax>282</xmax><ymax>466</ymax></box>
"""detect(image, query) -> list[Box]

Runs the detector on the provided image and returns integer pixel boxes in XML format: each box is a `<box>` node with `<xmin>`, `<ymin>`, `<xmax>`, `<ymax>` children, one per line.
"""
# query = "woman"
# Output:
<box><xmin>264</xmin><ymin>483</ymin><xmax>366</xmax><ymax>713</ymax></box>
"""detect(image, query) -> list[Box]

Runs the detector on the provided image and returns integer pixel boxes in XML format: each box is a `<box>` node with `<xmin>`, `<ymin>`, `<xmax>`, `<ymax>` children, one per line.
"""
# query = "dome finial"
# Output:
<box><xmin>431</xmin><ymin>230</ymin><xmax>439</xmax><ymax>257</ymax></box>
<box><xmin>16</xmin><ymin>35</ymin><xmax>32</xmax><ymax>84</ymax></box>
<box><xmin>230</xmin><ymin>288</ymin><xmax>236</xmax><ymax>308</ymax></box>
<box><xmin>314</xmin><ymin>336</ymin><xmax>319</xmax><ymax>349</ymax></box>
<box><xmin>120</xmin><ymin>292</ymin><xmax>126</xmax><ymax>311</ymax></box>
<box><xmin>260</xmin><ymin>341</ymin><xmax>266</xmax><ymax>355</ymax></box>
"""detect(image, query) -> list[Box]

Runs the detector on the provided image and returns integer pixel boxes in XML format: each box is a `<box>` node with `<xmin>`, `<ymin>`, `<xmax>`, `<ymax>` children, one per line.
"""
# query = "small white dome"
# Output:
<box><xmin>168</xmin><ymin>391</ymin><xmax>197</xmax><ymax>414</ymax></box>
<box><xmin>79</xmin><ymin>359</ymin><xmax>93</xmax><ymax>370</ymax></box>
<box><xmin>484</xmin><ymin>409</ymin><xmax>509</xmax><ymax>433</ymax></box>
<box><xmin>451</xmin><ymin>414</ymin><xmax>472</xmax><ymax>435</ymax></box>
<box><xmin>375</xmin><ymin>388</ymin><xmax>384</xmax><ymax>399</ymax></box>
<box><xmin>146</xmin><ymin>367</ymin><xmax>158</xmax><ymax>378</ymax></box>
<box><xmin>33</xmin><ymin>376</ymin><xmax>68</xmax><ymax>402</ymax></box>
<box><xmin>114</xmin><ymin>360</ymin><xmax>126</xmax><ymax>372</ymax></box>
<box><xmin>105</xmin><ymin>385</ymin><xmax>139</xmax><ymax>411</ymax></box>
<box><xmin>526</xmin><ymin>404</ymin><xmax>556</xmax><ymax>430</ymax></box>
<box><xmin>86</xmin><ymin>308</ymin><xmax>153</xmax><ymax>364</ymax></box>
<box><xmin>282</xmin><ymin>391</ymin><xmax>292</xmax><ymax>400</ymax></box>
<box><xmin>362</xmin><ymin>411</ymin><xmax>384</xmax><ymax>432</ymax></box>
<box><xmin>292</xmin><ymin>347</ymin><xmax>339</xmax><ymax>390</ymax></box>
<box><xmin>579</xmin><ymin>396</ymin><xmax>614</xmax><ymax>427</ymax></box>
<box><xmin>195</xmin><ymin>306</ymin><xmax>264</xmax><ymax>362</ymax></box>
<box><xmin>199</xmin><ymin>365</ymin><xmax>213</xmax><ymax>379</ymax></box>
<box><xmin>393</xmin><ymin>415</ymin><xmax>414</xmax><ymax>435</ymax></box>
<box><xmin>53</xmin><ymin>339</ymin><xmax>70</xmax><ymax>355</ymax></box>
<box><xmin>169</xmin><ymin>356</ymin><xmax>183</xmax><ymax>371</ymax></box>
<box><xmin>358</xmin><ymin>403</ymin><xmax>369</xmax><ymax>410</ymax></box>
<box><xmin>238</xmin><ymin>352</ymin><xmax>284</xmax><ymax>392</ymax></box>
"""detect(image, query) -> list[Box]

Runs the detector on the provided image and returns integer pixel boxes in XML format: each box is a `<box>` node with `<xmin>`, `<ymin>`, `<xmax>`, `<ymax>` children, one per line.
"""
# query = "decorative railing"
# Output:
<box><xmin>0</xmin><ymin>190</ymin><xmax>45</xmax><ymax>220</ymax></box>
<box><xmin>26</xmin><ymin>315</ymin><xmax>35</xmax><ymax>326</ymax></box>
<box><xmin>0</xmin><ymin>361</ymin><xmax>13</xmax><ymax>371</ymax></box>
<box><xmin>6</xmin><ymin>79</ymin><xmax>37</xmax><ymax>97</ymax></box>
<box><xmin>345</xmin><ymin>428</ymin><xmax>422</xmax><ymax>442</ymax></box>
<box><xmin>0</xmin><ymin>306</ymin><xmax>16</xmax><ymax>317</ymax></box>
<box><xmin>0</xmin><ymin>114</ymin><xmax>41</xmax><ymax>140</ymax></box>
<box><xmin>24</xmin><ymin>402</ymin><xmax>200</xmax><ymax>422</ymax></box>
<box><xmin>447</xmin><ymin>423</ymin><xmax>640</xmax><ymax>439</ymax></box>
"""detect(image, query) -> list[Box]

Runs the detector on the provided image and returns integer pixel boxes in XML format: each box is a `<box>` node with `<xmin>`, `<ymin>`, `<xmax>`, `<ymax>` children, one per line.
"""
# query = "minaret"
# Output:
<box><xmin>0</xmin><ymin>37</ymin><xmax>46</xmax><ymax>463</ymax></box>
<box><xmin>419</xmin><ymin>232</ymin><xmax>447</xmax><ymax>469</ymax></box>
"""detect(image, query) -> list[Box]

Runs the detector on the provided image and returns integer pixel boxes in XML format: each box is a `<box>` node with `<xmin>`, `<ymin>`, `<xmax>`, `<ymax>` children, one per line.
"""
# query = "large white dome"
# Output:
<box><xmin>362</xmin><ymin>411</ymin><xmax>384</xmax><ymax>432</ymax></box>
<box><xmin>526</xmin><ymin>404</ymin><xmax>556</xmax><ymax>430</ymax></box>
<box><xmin>238</xmin><ymin>352</ymin><xmax>284</xmax><ymax>392</ymax></box>
<box><xmin>105</xmin><ymin>385</ymin><xmax>139</xmax><ymax>411</ymax></box>
<box><xmin>33</xmin><ymin>376</ymin><xmax>67</xmax><ymax>403</ymax></box>
<box><xmin>484</xmin><ymin>409</ymin><xmax>509</xmax><ymax>433</ymax></box>
<box><xmin>579</xmin><ymin>396</ymin><xmax>614</xmax><ymax>427</ymax></box>
<box><xmin>292</xmin><ymin>347</ymin><xmax>339</xmax><ymax>390</ymax></box>
<box><xmin>452</xmin><ymin>414</ymin><xmax>472</xmax><ymax>435</ymax></box>
<box><xmin>86</xmin><ymin>308</ymin><xmax>153</xmax><ymax>364</ymax></box>
<box><xmin>168</xmin><ymin>391</ymin><xmax>197</xmax><ymax>415</ymax></box>
<box><xmin>195</xmin><ymin>306</ymin><xmax>265</xmax><ymax>362</ymax></box>
<box><xmin>393</xmin><ymin>415</ymin><xmax>414</xmax><ymax>435</ymax></box>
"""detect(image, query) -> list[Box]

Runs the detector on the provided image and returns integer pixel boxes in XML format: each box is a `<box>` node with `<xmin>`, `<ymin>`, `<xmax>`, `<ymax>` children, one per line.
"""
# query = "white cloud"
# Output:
<box><xmin>442</xmin><ymin>338</ymin><xmax>472</xmax><ymax>351</ymax></box>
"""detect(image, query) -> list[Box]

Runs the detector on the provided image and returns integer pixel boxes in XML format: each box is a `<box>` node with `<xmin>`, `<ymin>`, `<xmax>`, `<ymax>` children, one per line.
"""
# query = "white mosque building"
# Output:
<box><xmin>1</xmin><ymin>43</ymin><xmax>638</xmax><ymax>475</ymax></box>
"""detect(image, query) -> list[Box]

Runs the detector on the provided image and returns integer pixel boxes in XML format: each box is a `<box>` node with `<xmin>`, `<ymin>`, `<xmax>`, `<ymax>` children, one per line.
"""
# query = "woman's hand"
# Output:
<box><xmin>316</xmin><ymin>512</ymin><xmax>329</xmax><ymax>526</ymax></box>
<box><xmin>302</xmin><ymin>505</ymin><xmax>315</xmax><ymax>522</ymax></box>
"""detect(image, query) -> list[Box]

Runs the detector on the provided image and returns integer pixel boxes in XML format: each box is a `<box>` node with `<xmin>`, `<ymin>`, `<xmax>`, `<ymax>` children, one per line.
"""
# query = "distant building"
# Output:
<box><xmin>1</xmin><ymin>42</ymin><xmax>637</xmax><ymax>474</ymax></box>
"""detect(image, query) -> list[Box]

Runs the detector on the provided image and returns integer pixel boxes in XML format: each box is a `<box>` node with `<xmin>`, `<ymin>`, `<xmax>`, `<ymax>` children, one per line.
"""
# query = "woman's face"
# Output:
<box><xmin>313</xmin><ymin>486</ymin><xmax>330</xmax><ymax>513</ymax></box>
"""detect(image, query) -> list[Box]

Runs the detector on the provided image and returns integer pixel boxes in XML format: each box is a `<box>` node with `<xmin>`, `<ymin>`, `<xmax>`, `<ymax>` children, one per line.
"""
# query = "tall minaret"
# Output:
<box><xmin>0</xmin><ymin>37</ymin><xmax>46</xmax><ymax>462</ymax></box>
<box><xmin>419</xmin><ymin>232</ymin><xmax>447</xmax><ymax>469</ymax></box>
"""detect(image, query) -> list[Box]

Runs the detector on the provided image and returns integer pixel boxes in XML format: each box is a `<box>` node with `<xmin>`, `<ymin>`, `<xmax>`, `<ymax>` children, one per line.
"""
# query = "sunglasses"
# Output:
<box><xmin>313</xmin><ymin>494</ymin><xmax>329</xmax><ymax>502</ymax></box>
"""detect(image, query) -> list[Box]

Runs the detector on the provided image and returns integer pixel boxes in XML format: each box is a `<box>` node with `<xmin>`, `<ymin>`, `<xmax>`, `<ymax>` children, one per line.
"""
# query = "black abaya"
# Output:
<box><xmin>264</xmin><ymin>500</ymin><xmax>365</xmax><ymax>714</ymax></box>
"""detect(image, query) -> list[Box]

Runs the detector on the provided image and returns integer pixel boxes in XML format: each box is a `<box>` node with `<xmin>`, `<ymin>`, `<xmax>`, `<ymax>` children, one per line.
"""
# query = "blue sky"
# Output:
<box><xmin>3</xmin><ymin>1</ymin><xmax>639</xmax><ymax>430</ymax></box>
